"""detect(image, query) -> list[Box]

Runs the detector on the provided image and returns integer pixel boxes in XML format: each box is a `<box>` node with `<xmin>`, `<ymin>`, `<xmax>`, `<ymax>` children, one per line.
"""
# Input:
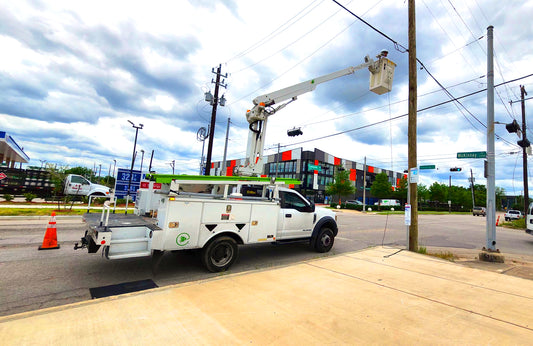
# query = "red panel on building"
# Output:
<box><xmin>334</xmin><ymin>157</ymin><xmax>341</xmax><ymax>165</ymax></box>
<box><xmin>396</xmin><ymin>178</ymin><xmax>400</xmax><ymax>187</ymax></box>
<box><xmin>349</xmin><ymin>169</ymin><xmax>357</xmax><ymax>181</ymax></box>
<box><xmin>226</xmin><ymin>167</ymin><xmax>233</xmax><ymax>176</ymax></box>
<box><xmin>230</xmin><ymin>160</ymin><xmax>236</xmax><ymax>167</ymax></box>
<box><xmin>368</xmin><ymin>166</ymin><xmax>374</xmax><ymax>173</ymax></box>
<box><xmin>314</xmin><ymin>159</ymin><xmax>319</xmax><ymax>165</ymax></box>
<box><xmin>211</xmin><ymin>163</ymin><xmax>214</xmax><ymax>169</ymax></box>
<box><xmin>282</xmin><ymin>150</ymin><xmax>292</xmax><ymax>161</ymax></box>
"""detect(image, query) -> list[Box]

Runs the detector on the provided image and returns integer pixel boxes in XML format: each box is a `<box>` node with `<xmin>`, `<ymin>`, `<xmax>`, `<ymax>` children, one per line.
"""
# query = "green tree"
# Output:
<box><xmin>66</xmin><ymin>166</ymin><xmax>95</xmax><ymax>181</ymax></box>
<box><xmin>370</xmin><ymin>172</ymin><xmax>393</xmax><ymax>199</ymax></box>
<box><xmin>44</xmin><ymin>164</ymin><xmax>68</xmax><ymax>209</ymax></box>
<box><xmin>429</xmin><ymin>182</ymin><xmax>447</xmax><ymax>202</ymax></box>
<box><xmin>325</xmin><ymin>166</ymin><xmax>355</xmax><ymax>205</ymax></box>
<box><xmin>495</xmin><ymin>186</ymin><xmax>505</xmax><ymax>210</ymax></box>
<box><xmin>473</xmin><ymin>184</ymin><xmax>486</xmax><ymax>207</ymax></box>
<box><xmin>417</xmin><ymin>184</ymin><xmax>430</xmax><ymax>202</ymax></box>
<box><xmin>393</xmin><ymin>177</ymin><xmax>408</xmax><ymax>202</ymax></box>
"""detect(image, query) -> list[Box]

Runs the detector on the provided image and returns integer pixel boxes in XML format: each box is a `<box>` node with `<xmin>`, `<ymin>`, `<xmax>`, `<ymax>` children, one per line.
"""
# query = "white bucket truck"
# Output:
<box><xmin>76</xmin><ymin>175</ymin><xmax>338</xmax><ymax>272</ymax></box>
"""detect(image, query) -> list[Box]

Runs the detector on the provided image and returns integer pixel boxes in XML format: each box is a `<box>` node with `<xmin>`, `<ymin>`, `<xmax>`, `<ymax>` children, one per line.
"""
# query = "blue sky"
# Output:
<box><xmin>0</xmin><ymin>0</ymin><xmax>532</xmax><ymax>195</ymax></box>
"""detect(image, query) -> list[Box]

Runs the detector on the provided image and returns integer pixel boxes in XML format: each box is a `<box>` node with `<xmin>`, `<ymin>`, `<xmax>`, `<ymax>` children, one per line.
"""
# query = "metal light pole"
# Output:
<box><xmin>112</xmin><ymin>159</ymin><xmax>117</xmax><ymax>178</ymax></box>
<box><xmin>197</xmin><ymin>127</ymin><xmax>209</xmax><ymax>175</ymax></box>
<box><xmin>221</xmin><ymin>116</ymin><xmax>231</xmax><ymax>176</ymax></box>
<box><xmin>140</xmin><ymin>149</ymin><xmax>145</xmax><ymax>172</ymax></box>
<box><xmin>170</xmin><ymin>160</ymin><xmax>175</xmax><ymax>175</ymax></box>
<box><xmin>486</xmin><ymin>25</ymin><xmax>496</xmax><ymax>251</ymax></box>
<box><xmin>127</xmin><ymin>120</ymin><xmax>143</xmax><ymax>213</ymax></box>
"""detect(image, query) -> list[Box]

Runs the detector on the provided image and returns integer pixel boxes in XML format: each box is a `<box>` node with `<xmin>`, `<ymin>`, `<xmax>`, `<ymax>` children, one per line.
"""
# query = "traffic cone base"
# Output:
<box><xmin>38</xmin><ymin>212</ymin><xmax>60</xmax><ymax>250</ymax></box>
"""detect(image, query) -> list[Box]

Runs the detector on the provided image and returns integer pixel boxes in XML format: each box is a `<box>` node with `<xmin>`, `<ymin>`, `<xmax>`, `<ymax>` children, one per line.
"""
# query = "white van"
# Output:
<box><xmin>375</xmin><ymin>199</ymin><xmax>400</xmax><ymax>207</ymax></box>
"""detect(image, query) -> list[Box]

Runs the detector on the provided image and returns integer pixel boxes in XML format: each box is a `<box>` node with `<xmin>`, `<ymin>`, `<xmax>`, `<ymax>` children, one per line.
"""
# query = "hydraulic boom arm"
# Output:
<box><xmin>235</xmin><ymin>51</ymin><xmax>395</xmax><ymax>176</ymax></box>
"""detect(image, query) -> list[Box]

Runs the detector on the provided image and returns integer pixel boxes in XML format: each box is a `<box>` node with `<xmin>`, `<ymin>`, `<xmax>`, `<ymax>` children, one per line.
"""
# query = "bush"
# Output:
<box><xmin>3</xmin><ymin>194</ymin><xmax>14</xmax><ymax>202</ymax></box>
<box><xmin>24</xmin><ymin>193</ymin><xmax>37</xmax><ymax>202</ymax></box>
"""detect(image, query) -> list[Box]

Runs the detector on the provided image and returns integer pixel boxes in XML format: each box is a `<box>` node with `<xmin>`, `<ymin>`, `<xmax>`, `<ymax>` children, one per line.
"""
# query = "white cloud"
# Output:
<box><xmin>0</xmin><ymin>0</ymin><xmax>532</xmax><ymax>194</ymax></box>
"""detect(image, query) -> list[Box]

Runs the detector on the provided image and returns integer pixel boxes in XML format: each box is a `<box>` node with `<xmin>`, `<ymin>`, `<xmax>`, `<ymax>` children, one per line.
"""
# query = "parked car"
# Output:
<box><xmin>472</xmin><ymin>206</ymin><xmax>486</xmax><ymax>216</ymax></box>
<box><xmin>345</xmin><ymin>200</ymin><xmax>363</xmax><ymax>206</ymax></box>
<box><xmin>505</xmin><ymin>210</ymin><xmax>523</xmax><ymax>221</ymax></box>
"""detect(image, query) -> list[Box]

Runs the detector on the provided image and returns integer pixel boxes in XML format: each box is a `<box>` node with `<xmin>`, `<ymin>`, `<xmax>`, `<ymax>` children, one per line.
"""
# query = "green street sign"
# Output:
<box><xmin>419</xmin><ymin>165</ymin><xmax>436</xmax><ymax>170</ymax></box>
<box><xmin>308</xmin><ymin>164</ymin><xmax>322</xmax><ymax>172</ymax></box>
<box><xmin>457</xmin><ymin>151</ymin><xmax>487</xmax><ymax>159</ymax></box>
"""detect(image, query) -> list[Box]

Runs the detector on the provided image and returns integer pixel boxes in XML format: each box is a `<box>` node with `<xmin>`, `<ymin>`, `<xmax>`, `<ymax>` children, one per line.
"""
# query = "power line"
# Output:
<box><xmin>224</xmin><ymin>0</ymin><xmax>324</xmax><ymax>63</ymax></box>
<box><xmin>273</xmin><ymin>73</ymin><xmax>533</xmax><ymax>150</ymax></box>
<box><xmin>232</xmin><ymin>0</ymin><xmax>352</xmax><ymax>74</ymax></box>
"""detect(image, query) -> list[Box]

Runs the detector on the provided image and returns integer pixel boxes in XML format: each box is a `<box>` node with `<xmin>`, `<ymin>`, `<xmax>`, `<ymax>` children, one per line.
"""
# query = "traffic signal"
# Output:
<box><xmin>505</xmin><ymin>120</ymin><xmax>520</xmax><ymax>133</ymax></box>
<box><xmin>518</xmin><ymin>138</ymin><xmax>531</xmax><ymax>148</ymax></box>
<box><xmin>450</xmin><ymin>167</ymin><xmax>462</xmax><ymax>172</ymax></box>
<box><xmin>287</xmin><ymin>127</ymin><xmax>303</xmax><ymax>137</ymax></box>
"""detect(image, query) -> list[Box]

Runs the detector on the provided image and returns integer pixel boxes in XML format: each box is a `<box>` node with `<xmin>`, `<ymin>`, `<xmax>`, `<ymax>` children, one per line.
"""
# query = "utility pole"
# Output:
<box><xmin>448</xmin><ymin>175</ymin><xmax>451</xmax><ymax>213</ymax></box>
<box><xmin>126</xmin><ymin>120</ymin><xmax>143</xmax><ymax>215</ymax></box>
<box><xmin>470</xmin><ymin>169</ymin><xmax>476</xmax><ymax>209</ymax></box>
<box><xmin>362</xmin><ymin>156</ymin><xmax>367</xmax><ymax>212</ymax></box>
<box><xmin>148</xmin><ymin>150</ymin><xmax>154</xmax><ymax>172</ymax></box>
<box><xmin>275</xmin><ymin>143</ymin><xmax>280</xmax><ymax>179</ymax></box>
<box><xmin>204</xmin><ymin>64</ymin><xmax>227</xmax><ymax>176</ymax></box>
<box><xmin>520</xmin><ymin>85</ymin><xmax>529</xmax><ymax>216</ymax></box>
<box><xmin>221</xmin><ymin>116</ymin><xmax>231</xmax><ymax>176</ymax></box>
<box><xmin>408</xmin><ymin>0</ymin><xmax>418</xmax><ymax>251</ymax></box>
<box><xmin>486</xmin><ymin>26</ymin><xmax>496</xmax><ymax>251</ymax></box>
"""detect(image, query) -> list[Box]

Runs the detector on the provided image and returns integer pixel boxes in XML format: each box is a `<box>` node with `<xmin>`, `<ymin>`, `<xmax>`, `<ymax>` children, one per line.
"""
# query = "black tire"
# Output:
<box><xmin>201</xmin><ymin>236</ymin><xmax>238</xmax><ymax>272</ymax></box>
<box><xmin>314</xmin><ymin>227</ymin><xmax>335</xmax><ymax>253</ymax></box>
<box><xmin>505</xmin><ymin>217</ymin><xmax>509</xmax><ymax>221</ymax></box>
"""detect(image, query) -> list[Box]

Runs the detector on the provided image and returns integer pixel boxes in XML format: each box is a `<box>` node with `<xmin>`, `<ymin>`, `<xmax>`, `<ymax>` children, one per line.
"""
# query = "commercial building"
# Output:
<box><xmin>211</xmin><ymin>148</ymin><xmax>405</xmax><ymax>204</ymax></box>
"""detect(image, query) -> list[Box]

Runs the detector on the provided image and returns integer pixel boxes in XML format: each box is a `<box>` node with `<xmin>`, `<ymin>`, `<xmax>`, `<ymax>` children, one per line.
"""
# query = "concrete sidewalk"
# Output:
<box><xmin>2</xmin><ymin>246</ymin><xmax>533</xmax><ymax>344</ymax></box>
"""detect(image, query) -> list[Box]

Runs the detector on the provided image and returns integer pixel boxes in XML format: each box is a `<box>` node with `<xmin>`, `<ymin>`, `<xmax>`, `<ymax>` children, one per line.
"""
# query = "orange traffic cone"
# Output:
<box><xmin>496</xmin><ymin>215</ymin><xmax>500</xmax><ymax>226</ymax></box>
<box><xmin>38</xmin><ymin>212</ymin><xmax>60</xmax><ymax>250</ymax></box>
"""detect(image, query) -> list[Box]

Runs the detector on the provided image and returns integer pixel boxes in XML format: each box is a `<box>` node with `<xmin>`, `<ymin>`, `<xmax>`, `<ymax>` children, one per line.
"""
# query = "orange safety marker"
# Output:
<box><xmin>38</xmin><ymin>212</ymin><xmax>60</xmax><ymax>250</ymax></box>
<box><xmin>496</xmin><ymin>215</ymin><xmax>500</xmax><ymax>226</ymax></box>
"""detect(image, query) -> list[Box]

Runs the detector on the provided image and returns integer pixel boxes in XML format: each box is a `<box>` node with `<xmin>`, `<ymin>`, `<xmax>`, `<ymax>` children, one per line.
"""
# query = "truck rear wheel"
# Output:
<box><xmin>201</xmin><ymin>236</ymin><xmax>238</xmax><ymax>272</ymax></box>
<box><xmin>314</xmin><ymin>227</ymin><xmax>334</xmax><ymax>253</ymax></box>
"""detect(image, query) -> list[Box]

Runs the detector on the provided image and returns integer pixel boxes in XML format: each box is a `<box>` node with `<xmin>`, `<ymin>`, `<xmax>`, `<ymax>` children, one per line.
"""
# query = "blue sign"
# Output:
<box><xmin>115</xmin><ymin>168</ymin><xmax>142</xmax><ymax>201</ymax></box>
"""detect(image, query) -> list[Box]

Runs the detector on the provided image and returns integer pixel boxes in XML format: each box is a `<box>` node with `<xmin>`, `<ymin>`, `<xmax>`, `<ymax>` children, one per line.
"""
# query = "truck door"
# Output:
<box><xmin>65</xmin><ymin>175</ymin><xmax>91</xmax><ymax>195</ymax></box>
<box><xmin>278</xmin><ymin>190</ymin><xmax>314</xmax><ymax>239</ymax></box>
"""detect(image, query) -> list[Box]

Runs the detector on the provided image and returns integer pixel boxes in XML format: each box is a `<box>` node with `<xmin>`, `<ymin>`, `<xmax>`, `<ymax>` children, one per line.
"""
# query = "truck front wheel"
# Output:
<box><xmin>201</xmin><ymin>236</ymin><xmax>238</xmax><ymax>272</ymax></box>
<box><xmin>314</xmin><ymin>227</ymin><xmax>334</xmax><ymax>253</ymax></box>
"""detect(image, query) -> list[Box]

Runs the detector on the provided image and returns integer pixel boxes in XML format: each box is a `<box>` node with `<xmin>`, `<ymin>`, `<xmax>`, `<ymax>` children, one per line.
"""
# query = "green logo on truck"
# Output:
<box><xmin>176</xmin><ymin>233</ymin><xmax>190</xmax><ymax>246</ymax></box>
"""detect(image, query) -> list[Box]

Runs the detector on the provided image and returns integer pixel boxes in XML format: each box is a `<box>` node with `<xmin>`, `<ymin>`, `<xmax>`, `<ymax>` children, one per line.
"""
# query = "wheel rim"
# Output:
<box><xmin>320</xmin><ymin>233</ymin><xmax>332</xmax><ymax>247</ymax></box>
<box><xmin>211</xmin><ymin>243</ymin><xmax>233</xmax><ymax>267</ymax></box>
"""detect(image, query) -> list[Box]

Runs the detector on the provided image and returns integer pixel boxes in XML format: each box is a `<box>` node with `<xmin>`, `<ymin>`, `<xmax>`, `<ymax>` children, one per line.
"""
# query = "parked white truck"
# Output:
<box><xmin>64</xmin><ymin>174</ymin><xmax>111</xmax><ymax>197</ymax></box>
<box><xmin>75</xmin><ymin>175</ymin><xmax>338</xmax><ymax>272</ymax></box>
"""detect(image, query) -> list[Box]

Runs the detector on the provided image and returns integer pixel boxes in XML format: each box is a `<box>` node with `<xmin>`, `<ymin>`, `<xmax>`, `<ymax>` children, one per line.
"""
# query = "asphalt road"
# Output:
<box><xmin>1</xmin><ymin>211</ymin><xmax>532</xmax><ymax>317</ymax></box>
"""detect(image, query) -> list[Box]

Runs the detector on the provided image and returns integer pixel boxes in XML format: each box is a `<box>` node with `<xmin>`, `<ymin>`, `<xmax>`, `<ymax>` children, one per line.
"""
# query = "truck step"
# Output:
<box><xmin>106</xmin><ymin>250</ymin><xmax>152</xmax><ymax>260</ymax></box>
<box><xmin>110</xmin><ymin>238</ymin><xmax>150</xmax><ymax>245</ymax></box>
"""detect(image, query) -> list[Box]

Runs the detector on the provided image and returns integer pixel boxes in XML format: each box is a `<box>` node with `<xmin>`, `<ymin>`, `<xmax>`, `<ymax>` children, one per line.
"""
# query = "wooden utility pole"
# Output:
<box><xmin>408</xmin><ymin>0</ymin><xmax>418</xmax><ymax>251</ymax></box>
<box><xmin>521</xmin><ymin>85</ymin><xmax>529</xmax><ymax>216</ymax></box>
<box><xmin>205</xmin><ymin>65</ymin><xmax>227</xmax><ymax>176</ymax></box>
